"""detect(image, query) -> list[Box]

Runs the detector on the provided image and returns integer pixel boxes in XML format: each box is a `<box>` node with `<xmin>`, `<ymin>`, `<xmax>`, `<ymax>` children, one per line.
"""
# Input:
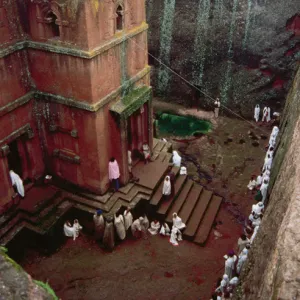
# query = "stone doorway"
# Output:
<box><xmin>7</xmin><ymin>139</ymin><xmax>23</xmax><ymax>177</ymax></box>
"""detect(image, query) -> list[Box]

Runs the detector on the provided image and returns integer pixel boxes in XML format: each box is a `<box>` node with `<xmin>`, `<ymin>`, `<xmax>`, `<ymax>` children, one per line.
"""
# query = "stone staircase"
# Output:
<box><xmin>0</xmin><ymin>138</ymin><xmax>222</xmax><ymax>247</ymax></box>
<box><xmin>153</xmin><ymin>172</ymin><xmax>223</xmax><ymax>246</ymax></box>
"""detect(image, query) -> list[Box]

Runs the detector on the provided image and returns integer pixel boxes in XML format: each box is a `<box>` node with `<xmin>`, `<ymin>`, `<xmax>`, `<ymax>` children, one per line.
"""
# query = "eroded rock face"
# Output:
<box><xmin>147</xmin><ymin>0</ymin><xmax>300</xmax><ymax>117</ymax></box>
<box><xmin>0</xmin><ymin>250</ymin><xmax>54</xmax><ymax>300</ymax></box>
<box><xmin>233</xmin><ymin>67</ymin><xmax>300</xmax><ymax>299</ymax></box>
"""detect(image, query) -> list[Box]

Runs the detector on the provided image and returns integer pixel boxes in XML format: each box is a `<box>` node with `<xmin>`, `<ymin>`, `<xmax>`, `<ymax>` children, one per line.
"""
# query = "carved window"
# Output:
<box><xmin>45</xmin><ymin>12</ymin><xmax>60</xmax><ymax>37</ymax></box>
<box><xmin>116</xmin><ymin>5</ymin><xmax>123</xmax><ymax>31</ymax></box>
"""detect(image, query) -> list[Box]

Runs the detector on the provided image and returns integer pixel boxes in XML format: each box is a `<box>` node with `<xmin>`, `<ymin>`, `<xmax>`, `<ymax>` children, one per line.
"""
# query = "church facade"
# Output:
<box><xmin>0</xmin><ymin>0</ymin><xmax>152</xmax><ymax>207</ymax></box>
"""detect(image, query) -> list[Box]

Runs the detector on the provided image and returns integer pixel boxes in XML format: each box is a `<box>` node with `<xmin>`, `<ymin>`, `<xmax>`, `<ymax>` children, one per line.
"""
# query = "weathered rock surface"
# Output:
<box><xmin>147</xmin><ymin>0</ymin><xmax>300</xmax><ymax>117</ymax></box>
<box><xmin>233</xmin><ymin>66</ymin><xmax>300</xmax><ymax>299</ymax></box>
<box><xmin>0</xmin><ymin>249</ymin><xmax>55</xmax><ymax>300</ymax></box>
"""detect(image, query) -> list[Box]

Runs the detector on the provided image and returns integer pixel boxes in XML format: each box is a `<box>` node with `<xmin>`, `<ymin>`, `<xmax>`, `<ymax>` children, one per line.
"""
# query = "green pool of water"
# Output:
<box><xmin>155</xmin><ymin>112</ymin><xmax>212</xmax><ymax>137</ymax></box>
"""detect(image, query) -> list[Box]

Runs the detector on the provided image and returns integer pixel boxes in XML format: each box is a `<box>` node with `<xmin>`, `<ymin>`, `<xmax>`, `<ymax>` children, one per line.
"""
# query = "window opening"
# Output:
<box><xmin>116</xmin><ymin>6</ymin><xmax>123</xmax><ymax>31</ymax></box>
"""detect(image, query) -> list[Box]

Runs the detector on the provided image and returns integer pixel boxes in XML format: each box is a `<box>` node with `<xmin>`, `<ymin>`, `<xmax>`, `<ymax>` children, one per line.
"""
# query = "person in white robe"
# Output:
<box><xmin>180</xmin><ymin>166</ymin><xmax>187</xmax><ymax>175</ymax></box>
<box><xmin>263</xmin><ymin>154</ymin><xmax>273</xmax><ymax>171</ymax></box>
<box><xmin>260</xmin><ymin>179</ymin><xmax>269</xmax><ymax>203</ymax></box>
<box><xmin>262</xmin><ymin>170</ymin><xmax>270</xmax><ymax>184</ymax></box>
<box><xmin>250</xmin><ymin>225</ymin><xmax>260</xmax><ymax>244</ymax></box>
<box><xmin>114</xmin><ymin>213</ymin><xmax>126</xmax><ymax>240</ymax></box>
<box><xmin>252</xmin><ymin>215</ymin><xmax>262</xmax><ymax>227</ymax></box>
<box><xmin>172</xmin><ymin>213</ymin><xmax>186</xmax><ymax>230</ymax></box>
<box><xmin>73</xmin><ymin>219</ymin><xmax>82</xmax><ymax>240</ymax></box>
<box><xmin>228</xmin><ymin>276</ymin><xmax>239</xmax><ymax>292</ymax></box>
<box><xmin>247</xmin><ymin>176</ymin><xmax>256</xmax><ymax>191</ymax></box>
<box><xmin>224</xmin><ymin>251</ymin><xmax>237</xmax><ymax>279</ymax></box>
<box><xmin>169</xmin><ymin>226</ymin><xmax>182</xmax><ymax>246</ymax></box>
<box><xmin>141</xmin><ymin>214</ymin><xmax>150</xmax><ymax>233</ymax></box>
<box><xmin>123</xmin><ymin>207</ymin><xmax>133</xmax><ymax>231</ymax></box>
<box><xmin>271</xmin><ymin>126</ymin><xmax>279</xmax><ymax>139</ymax></box>
<box><xmin>248</xmin><ymin>212</ymin><xmax>255</xmax><ymax>223</ymax></box>
<box><xmin>236</xmin><ymin>252</ymin><xmax>248</xmax><ymax>274</ymax></box>
<box><xmin>148</xmin><ymin>220</ymin><xmax>161</xmax><ymax>235</ymax></box>
<box><xmin>128</xmin><ymin>150</ymin><xmax>133</xmax><ymax>178</ymax></box>
<box><xmin>142</xmin><ymin>142</ymin><xmax>151</xmax><ymax>164</ymax></box>
<box><xmin>262</xmin><ymin>106</ymin><xmax>268</xmax><ymax>122</ymax></box>
<box><xmin>93</xmin><ymin>210</ymin><xmax>105</xmax><ymax>240</ymax></box>
<box><xmin>103</xmin><ymin>216</ymin><xmax>115</xmax><ymax>251</ymax></box>
<box><xmin>254</xmin><ymin>104</ymin><xmax>260</xmax><ymax>122</ymax></box>
<box><xmin>214</xmin><ymin>98</ymin><xmax>221</xmax><ymax>118</ymax></box>
<box><xmin>131</xmin><ymin>217</ymin><xmax>143</xmax><ymax>238</ymax></box>
<box><xmin>9</xmin><ymin>170</ymin><xmax>25</xmax><ymax>198</ymax></box>
<box><xmin>266</xmin><ymin>107</ymin><xmax>271</xmax><ymax>122</ymax></box>
<box><xmin>64</xmin><ymin>221</ymin><xmax>76</xmax><ymax>239</ymax></box>
<box><xmin>160</xmin><ymin>222</ymin><xmax>171</xmax><ymax>236</ymax></box>
<box><xmin>215</xmin><ymin>274</ymin><xmax>229</xmax><ymax>293</ymax></box>
<box><xmin>252</xmin><ymin>202</ymin><xmax>264</xmax><ymax>216</ymax></box>
<box><xmin>162</xmin><ymin>176</ymin><xmax>171</xmax><ymax>199</ymax></box>
<box><xmin>256</xmin><ymin>174</ymin><xmax>263</xmax><ymax>187</ymax></box>
<box><xmin>268</xmin><ymin>135</ymin><xmax>276</xmax><ymax>148</ymax></box>
<box><xmin>172</xmin><ymin>151</ymin><xmax>182</xmax><ymax>167</ymax></box>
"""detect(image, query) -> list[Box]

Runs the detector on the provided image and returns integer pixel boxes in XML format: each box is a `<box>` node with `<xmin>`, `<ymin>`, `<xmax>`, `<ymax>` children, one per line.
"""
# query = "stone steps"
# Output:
<box><xmin>149</xmin><ymin>166</ymin><xmax>179</xmax><ymax>206</ymax></box>
<box><xmin>194</xmin><ymin>195</ymin><xmax>222</xmax><ymax>245</ymax></box>
<box><xmin>178</xmin><ymin>185</ymin><xmax>203</xmax><ymax>224</ymax></box>
<box><xmin>184</xmin><ymin>189</ymin><xmax>213</xmax><ymax>240</ymax></box>
<box><xmin>157</xmin><ymin>175</ymin><xmax>187</xmax><ymax>216</ymax></box>
<box><xmin>165</xmin><ymin>180</ymin><xmax>194</xmax><ymax>223</ymax></box>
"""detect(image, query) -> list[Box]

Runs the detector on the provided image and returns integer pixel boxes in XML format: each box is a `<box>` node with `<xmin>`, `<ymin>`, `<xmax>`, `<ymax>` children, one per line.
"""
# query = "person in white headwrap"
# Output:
<box><xmin>271</xmin><ymin>126</ymin><xmax>279</xmax><ymax>139</ymax></box>
<box><xmin>252</xmin><ymin>214</ymin><xmax>262</xmax><ymax>227</ymax></box>
<box><xmin>224</xmin><ymin>251</ymin><xmax>237</xmax><ymax>279</ymax></box>
<box><xmin>266</xmin><ymin>146</ymin><xmax>274</xmax><ymax>158</ymax></box>
<box><xmin>93</xmin><ymin>210</ymin><xmax>105</xmax><ymax>240</ymax></box>
<box><xmin>123</xmin><ymin>207</ymin><xmax>133</xmax><ymax>231</ymax></box>
<box><xmin>148</xmin><ymin>220</ymin><xmax>160</xmax><ymax>235</ymax></box>
<box><xmin>141</xmin><ymin>214</ymin><xmax>149</xmax><ymax>232</ymax></box>
<box><xmin>9</xmin><ymin>170</ymin><xmax>25</xmax><ymax>198</ymax></box>
<box><xmin>172</xmin><ymin>212</ymin><xmax>186</xmax><ymax>230</ymax></box>
<box><xmin>142</xmin><ymin>142</ymin><xmax>151</xmax><ymax>164</ymax></box>
<box><xmin>252</xmin><ymin>202</ymin><xmax>264</xmax><ymax>216</ymax></box>
<box><xmin>267</xmin><ymin>107</ymin><xmax>271</xmax><ymax>122</ymax></box>
<box><xmin>162</xmin><ymin>176</ymin><xmax>171</xmax><ymax>200</ymax></box>
<box><xmin>215</xmin><ymin>274</ymin><xmax>229</xmax><ymax>293</ymax></box>
<box><xmin>263</xmin><ymin>154</ymin><xmax>273</xmax><ymax>171</ymax></box>
<box><xmin>247</xmin><ymin>175</ymin><xmax>257</xmax><ymax>191</ymax></box>
<box><xmin>169</xmin><ymin>226</ymin><xmax>182</xmax><ymax>246</ymax></box>
<box><xmin>260</xmin><ymin>179</ymin><xmax>269</xmax><ymax>203</ymax></box>
<box><xmin>172</xmin><ymin>151</ymin><xmax>182</xmax><ymax>167</ymax></box>
<box><xmin>64</xmin><ymin>220</ymin><xmax>76</xmax><ymax>239</ymax></box>
<box><xmin>114</xmin><ymin>212</ymin><xmax>126</xmax><ymax>240</ymax></box>
<box><xmin>262</xmin><ymin>106</ymin><xmax>268</xmax><ymax>122</ymax></box>
<box><xmin>236</xmin><ymin>249</ymin><xmax>248</xmax><ymax>274</ymax></box>
<box><xmin>73</xmin><ymin>219</ymin><xmax>82</xmax><ymax>240</ymax></box>
<box><xmin>180</xmin><ymin>166</ymin><xmax>187</xmax><ymax>175</ymax></box>
<box><xmin>254</xmin><ymin>104</ymin><xmax>260</xmax><ymax>122</ymax></box>
<box><xmin>131</xmin><ymin>217</ymin><xmax>143</xmax><ymax>238</ymax></box>
<box><xmin>159</xmin><ymin>222</ymin><xmax>170</xmax><ymax>236</ymax></box>
<box><xmin>262</xmin><ymin>169</ymin><xmax>270</xmax><ymax>184</ymax></box>
<box><xmin>237</xmin><ymin>234</ymin><xmax>250</xmax><ymax>254</ymax></box>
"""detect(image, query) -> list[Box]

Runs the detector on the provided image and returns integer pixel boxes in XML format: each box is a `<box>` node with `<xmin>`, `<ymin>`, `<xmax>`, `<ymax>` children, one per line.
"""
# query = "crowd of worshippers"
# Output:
<box><xmin>210</xmin><ymin>124</ymin><xmax>280</xmax><ymax>300</ymax></box>
<box><xmin>63</xmin><ymin>208</ymin><xmax>187</xmax><ymax>250</ymax></box>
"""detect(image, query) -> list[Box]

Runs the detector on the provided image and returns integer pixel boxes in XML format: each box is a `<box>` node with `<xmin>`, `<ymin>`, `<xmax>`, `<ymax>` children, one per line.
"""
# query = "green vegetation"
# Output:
<box><xmin>156</xmin><ymin>112</ymin><xmax>212</xmax><ymax>137</ymax></box>
<box><xmin>34</xmin><ymin>280</ymin><xmax>59</xmax><ymax>300</ymax></box>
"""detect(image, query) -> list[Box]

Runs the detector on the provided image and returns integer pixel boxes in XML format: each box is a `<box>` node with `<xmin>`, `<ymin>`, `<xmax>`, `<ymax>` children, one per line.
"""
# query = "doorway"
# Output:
<box><xmin>7</xmin><ymin>139</ymin><xmax>23</xmax><ymax>177</ymax></box>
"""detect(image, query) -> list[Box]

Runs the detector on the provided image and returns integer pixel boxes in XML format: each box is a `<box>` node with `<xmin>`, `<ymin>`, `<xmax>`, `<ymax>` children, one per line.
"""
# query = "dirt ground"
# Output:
<box><xmin>21</xmin><ymin>106</ymin><xmax>273</xmax><ymax>300</ymax></box>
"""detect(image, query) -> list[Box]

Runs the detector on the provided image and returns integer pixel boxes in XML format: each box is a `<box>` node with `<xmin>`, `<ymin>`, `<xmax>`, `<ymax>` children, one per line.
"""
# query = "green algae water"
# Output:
<box><xmin>156</xmin><ymin>113</ymin><xmax>212</xmax><ymax>137</ymax></box>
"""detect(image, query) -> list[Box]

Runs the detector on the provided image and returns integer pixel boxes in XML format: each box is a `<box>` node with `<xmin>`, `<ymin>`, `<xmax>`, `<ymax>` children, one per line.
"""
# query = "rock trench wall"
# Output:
<box><xmin>233</xmin><ymin>65</ymin><xmax>300</xmax><ymax>299</ymax></box>
<box><xmin>147</xmin><ymin>0</ymin><xmax>300</xmax><ymax>117</ymax></box>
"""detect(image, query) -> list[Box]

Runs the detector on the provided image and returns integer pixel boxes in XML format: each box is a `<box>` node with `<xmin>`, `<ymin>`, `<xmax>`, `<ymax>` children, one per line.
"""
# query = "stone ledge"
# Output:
<box><xmin>0</xmin><ymin>23</ymin><xmax>148</xmax><ymax>59</ymax></box>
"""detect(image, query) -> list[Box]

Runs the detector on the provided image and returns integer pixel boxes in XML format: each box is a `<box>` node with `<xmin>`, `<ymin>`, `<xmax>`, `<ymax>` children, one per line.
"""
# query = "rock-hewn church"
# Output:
<box><xmin>0</xmin><ymin>0</ymin><xmax>152</xmax><ymax>207</ymax></box>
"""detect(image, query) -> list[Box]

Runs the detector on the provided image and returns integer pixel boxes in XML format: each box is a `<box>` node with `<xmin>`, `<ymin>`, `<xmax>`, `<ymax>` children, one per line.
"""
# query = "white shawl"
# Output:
<box><xmin>123</xmin><ymin>210</ymin><xmax>133</xmax><ymax>230</ymax></box>
<box><xmin>172</xmin><ymin>214</ymin><xmax>186</xmax><ymax>230</ymax></box>
<box><xmin>267</xmin><ymin>107</ymin><xmax>271</xmax><ymax>122</ymax></box>
<box><xmin>114</xmin><ymin>215</ymin><xmax>126</xmax><ymax>240</ymax></box>
<box><xmin>162</xmin><ymin>176</ymin><xmax>171</xmax><ymax>195</ymax></box>
<box><xmin>9</xmin><ymin>170</ymin><xmax>25</xmax><ymax>197</ymax></box>
<box><xmin>172</xmin><ymin>151</ymin><xmax>182</xmax><ymax>167</ymax></box>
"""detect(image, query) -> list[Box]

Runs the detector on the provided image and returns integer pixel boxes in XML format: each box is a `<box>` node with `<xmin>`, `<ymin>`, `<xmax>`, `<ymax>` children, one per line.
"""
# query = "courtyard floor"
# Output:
<box><xmin>20</xmin><ymin>104</ymin><xmax>272</xmax><ymax>300</ymax></box>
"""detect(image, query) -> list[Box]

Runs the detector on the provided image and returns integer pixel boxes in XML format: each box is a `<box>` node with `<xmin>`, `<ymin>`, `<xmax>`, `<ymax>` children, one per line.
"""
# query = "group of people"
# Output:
<box><xmin>254</xmin><ymin>105</ymin><xmax>274</xmax><ymax>123</ymax></box>
<box><xmin>211</xmin><ymin>120</ymin><xmax>280</xmax><ymax>299</ymax></box>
